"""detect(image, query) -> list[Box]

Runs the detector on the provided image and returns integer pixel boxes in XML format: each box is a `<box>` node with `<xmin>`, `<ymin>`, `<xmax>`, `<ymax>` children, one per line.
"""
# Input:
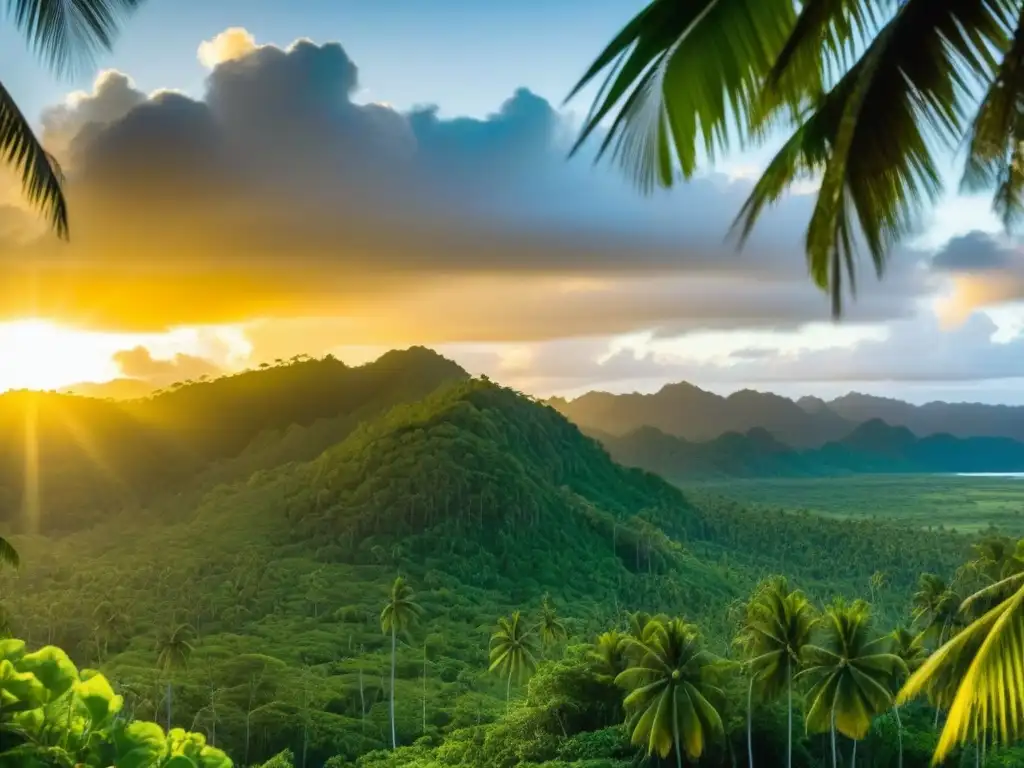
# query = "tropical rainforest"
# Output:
<box><xmin>3</xmin><ymin>349</ymin><xmax>1024</xmax><ymax>767</ymax></box>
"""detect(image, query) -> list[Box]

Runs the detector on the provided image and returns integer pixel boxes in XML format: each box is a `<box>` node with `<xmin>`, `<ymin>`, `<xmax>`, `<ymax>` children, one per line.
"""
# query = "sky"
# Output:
<box><xmin>0</xmin><ymin>0</ymin><xmax>1021</xmax><ymax>403</ymax></box>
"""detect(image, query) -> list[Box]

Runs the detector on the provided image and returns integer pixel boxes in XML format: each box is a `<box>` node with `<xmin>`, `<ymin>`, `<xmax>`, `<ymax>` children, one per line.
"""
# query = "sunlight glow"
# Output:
<box><xmin>0</xmin><ymin>320</ymin><xmax>123</xmax><ymax>391</ymax></box>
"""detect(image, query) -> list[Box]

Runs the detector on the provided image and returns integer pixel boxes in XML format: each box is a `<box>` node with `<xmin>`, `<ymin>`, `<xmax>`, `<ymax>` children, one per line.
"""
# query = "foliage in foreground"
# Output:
<box><xmin>0</xmin><ymin>636</ymin><xmax>230</xmax><ymax>767</ymax></box>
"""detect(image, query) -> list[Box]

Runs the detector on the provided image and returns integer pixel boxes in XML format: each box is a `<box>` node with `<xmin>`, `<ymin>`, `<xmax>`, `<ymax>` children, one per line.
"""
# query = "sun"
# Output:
<box><xmin>0</xmin><ymin>319</ymin><xmax>120</xmax><ymax>392</ymax></box>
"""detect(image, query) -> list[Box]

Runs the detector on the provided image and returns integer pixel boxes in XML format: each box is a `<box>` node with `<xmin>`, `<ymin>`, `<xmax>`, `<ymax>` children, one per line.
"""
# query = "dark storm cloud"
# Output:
<box><xmin>0</xmin><ymin>30</ymin><xmax>933</xmax><ymax>337</ymax></box>
<box><xmin>932</xmin><ymin>231</ymin><xmax>1017</xmax><ymax>272</ymax></box>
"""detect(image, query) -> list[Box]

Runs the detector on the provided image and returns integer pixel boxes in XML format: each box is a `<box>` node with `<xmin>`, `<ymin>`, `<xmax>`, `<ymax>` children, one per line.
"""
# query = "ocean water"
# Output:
<box><xmin>956</xmin><ymin>472</ymin><xmax>1024</xmax><ymax>478</ymax></box>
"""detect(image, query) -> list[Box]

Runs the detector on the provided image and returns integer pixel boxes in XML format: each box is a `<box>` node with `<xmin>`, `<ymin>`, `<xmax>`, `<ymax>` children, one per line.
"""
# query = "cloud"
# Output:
<box><xmin>932</xmin><ymin>231</ymin><xmax>1017</xmax><ymax>272</ymax></box>
<box><xmin>197</xmin><ymin>27</ymin><xmax>258</xmax><ymax>69</ymax></box>
<box><xmin>0</xmin><ymin>28</ymin><xmax>934</xmax><ymax>340</ymax></box>
<box><xmin>113</xmin><ymin>345</ymin><xmax>222</xmax><ymax>385</ymax></box>
<box><xmin>441</xmin><ymin>311</ymin><xmax>1024</xmax><ymax>397</ymax></box>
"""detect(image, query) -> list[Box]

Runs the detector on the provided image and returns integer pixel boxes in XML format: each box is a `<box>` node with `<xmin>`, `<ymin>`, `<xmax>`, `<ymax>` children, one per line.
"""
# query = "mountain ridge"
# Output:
<box><xmin>551</xmin><ymin>381</ymin><xmax>1024</xmax><ymax>446</ymax></box>
<box><xmin>597</xmin><ymin>417</ymin><xmax>1024</xmax><ymax>481</ymax></box>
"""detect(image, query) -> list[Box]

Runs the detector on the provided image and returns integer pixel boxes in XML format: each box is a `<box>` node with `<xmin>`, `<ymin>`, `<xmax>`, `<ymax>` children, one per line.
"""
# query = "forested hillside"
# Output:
<box><xmin>598</xmin><ymin>419</ymin><xmax>1024</xmax><ymax>480</ymax></box>
<box><xmin>0</xmin><ymin>347</ymin><xmax>466</xmax><ymax>532</ymax></box>
<box><xmin>2</xmin><ymin>363</ymin><xmax>993</xmax><ymax>767</ymax></box>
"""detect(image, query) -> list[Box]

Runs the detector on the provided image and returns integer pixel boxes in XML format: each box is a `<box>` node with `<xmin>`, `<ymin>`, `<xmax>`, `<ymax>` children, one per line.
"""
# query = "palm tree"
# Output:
<box><xmin>537</xmin><ymin>593</ymin><xmax>568</xmax><ymax>652</ymax></box>
<box><xmin>898</xmin><ymin>551</ymin><xmax>1024</xmax><ymax>764</ymax></box>
<box><xmin>380</xmin><ymin>575</ymin><xmax>422</xmax><ymax>750</ymax></box>
<box><xmin>3</xmin><ymin>0</ymin><xmax>145</xmax><ymax>238</ymax></box>
<box><xmin>488</xmin><ymin>610</ymin><xmax>539</xmax><ymax>710</ymax></box>
<box><xmin>592</xmin><ymin>630</ymin><xmax>628</xmax><ymax>681</ymax></box>
<box><xmin>568</xmin><ymin>0</ymin><xmax>1024</xmax><ymax>315</ymax></box>
<box><xmin>889</xmin><ymin>627</ymin><xmax>928</xmax><ymax>768</ymax></box>
<box><xmin>616</xmin><ymin>617</ymin><xmax>725</xmax><ymax>768</ymax></box>
<box><xmin>801</xmin><ymin>599</ymin><xmax>905</xmax><ymax>768</ymax></box>
<box><xmin>156</xmin><ymin>622</ymin><xmax>195</xmax><ymax>731</ymax></box>
<box><xmin>736</xmin><ymin>577</ymin><xmax>816</xmax><ymax>768</ymax></box>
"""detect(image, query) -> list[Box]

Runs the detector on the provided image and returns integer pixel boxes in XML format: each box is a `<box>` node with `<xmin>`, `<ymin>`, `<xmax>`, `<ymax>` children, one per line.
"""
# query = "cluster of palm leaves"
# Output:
<box><xmin>489</xmin><ymin>594</ymin><xmax>568</xmax><ymax>708</ymax></box>
<box><xmin>899</xmin><ymin>538</ymin><xmax>1024</xmax><ymax>763</ymax></box>
<box><xmin>570</xmin><ymin>0</ymin><xmax>1024</xmax><ymax>315</ymax></box>
<box><xmin>733</xmin><ymin>581</ymin><xmax>905</xmax><ymax>768</ymax></box>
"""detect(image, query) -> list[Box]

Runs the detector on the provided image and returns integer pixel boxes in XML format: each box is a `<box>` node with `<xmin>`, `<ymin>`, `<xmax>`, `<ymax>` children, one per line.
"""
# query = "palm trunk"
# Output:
<box><xmin>390</xmin><ymin>623</ymin><xmax>397</xmax><ymax>749</ymax></box>
<box><xmin>422</xmin><ymin>643</ymin><xmax>427</xmax><ymax>734</ymax></box>
<box><xmin>505</xmin><ymin>670</ymin><xmax>512</xmax><ymax>712</ymax></box>
<box><xmin>830</xmin><ymin>708</ymin><xmax>837</xmax><ymax>768</ymax></box>
<box><xmin>851</xmin><ymin>738</ymin><xmax>857</xmax><ymax>768</ymax></box>
<box><xmin>787</xmin><ymin>663</ymin><xmax>793</xmax><ymax>768</ymax></box>
<box><xmin>166</xmin><ymin>680</ymin><xmax>172</xmax><ymax>731</ymax></box>
<box><xmin>747</xmin><ymin>676</ymin><xmax>754</xmax><ymax>768</ymax></box>
<box><xmin>674</xmin><ymin>721</ymin><xmax>683</xmax><ymax>768</ymax></box>
<box><xmin>895</xmin><ymin>704</ymin><xmax>903</xmax><ymax>768</ymax></box>
<box><xmin>359</xmin><ymin>664</ymin><xmax>366</xmax><ymax>733</ymax></box>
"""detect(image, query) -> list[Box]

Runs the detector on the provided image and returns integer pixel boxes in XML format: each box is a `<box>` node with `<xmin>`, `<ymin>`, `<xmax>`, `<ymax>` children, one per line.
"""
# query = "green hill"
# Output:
<box><xmin>0</xmin><ymin>347</ymin><xmax>467</xmax><ymax>533</ymax></box>
<box><xmin>1</xmin><ymin>369</ymin><xmax>978</xmax><ymax>767</ymax></box>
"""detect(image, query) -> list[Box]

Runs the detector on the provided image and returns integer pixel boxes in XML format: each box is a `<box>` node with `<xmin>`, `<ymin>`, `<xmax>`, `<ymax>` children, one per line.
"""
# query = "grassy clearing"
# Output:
<box><xmin>691</xmin><ymin>474</ymin><xmax>1024</xmax><ymax>533</ymax></box>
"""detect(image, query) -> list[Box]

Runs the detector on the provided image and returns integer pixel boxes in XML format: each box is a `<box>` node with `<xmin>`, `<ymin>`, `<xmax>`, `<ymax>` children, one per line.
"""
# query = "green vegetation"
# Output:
<box><xmin>569</xmin><ymin>0</ymin><xmax>1022</xmax><ymax>315</ymax></box>
<box><xmin>0</xmin><ymin>636</ymin><xmax>228</xmax><ymax>767</ymax></box>
<box><xmin>691</xmin><ymin>475</ymin><xmax>1024</xmax><ymax>534</ymax></box>
<box><xmin>6</xmin><ymin>353</ymin><xmax>1024</xmax><ymax>766</ymax></box>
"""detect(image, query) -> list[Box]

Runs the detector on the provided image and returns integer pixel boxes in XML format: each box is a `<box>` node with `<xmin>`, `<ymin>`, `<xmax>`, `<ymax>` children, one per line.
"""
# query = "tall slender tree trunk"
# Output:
<box><xmin>674</xmin><ymin>723</ymin><xmax>683</xmax><ymax>768</ymax></box>
<box><xmin>359</xmin><ymin>664</ymin><xmax>366</xmax><ymax>733</ymax></box>
<box><xmin>787</xmin><ymin>663</ymin><xmax>793</xmax><ymax>768</ymax></box>
<box><xmin>851</xmin><ymin>738</ymin><xmax>857</xmax><ymax>768</ymax></box>
<box><xmin>830</xmin><ymin>708</ymin><xmax>837</xmax><ymax>768</ymax></box>
<box><xmin>422</xmin><ymin>643</ymin><xmax>427</xmax><ymax>734</ymax></box>
<box><xmin>747</xmin><ymin>676</ymin><xmax>754</xmax><ymax>768</ymax></box>
<box><xmin>505</xmin><ymin>670</ymin><xmax>512</xmax><ymax>712</ymax></box>
<box><xmin>895</xmin><ymin>704</ymin><xmax>903</xmax><ymax>768</ymax></box>
<box><xmin>390</xmin><ymin>623</ymin><xmax>397</xmax><ymax>749</ymax></box>
<box><xmin>166</xmin><ymin>681</ymin><xmax>172</xmax><ymax>731</ymax></box>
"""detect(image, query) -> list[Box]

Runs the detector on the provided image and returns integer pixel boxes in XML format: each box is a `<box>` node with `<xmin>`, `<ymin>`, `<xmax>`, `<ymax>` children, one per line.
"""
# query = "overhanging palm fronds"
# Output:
<box><xmin>7</xmin><ymin>0</ymin><xmax>147</xmax><ymax>75</ymax></box>
<box><xmin>569</xmin><ymin>0</ymin><xmax>1020</xmax><ymax>316</ymax></box>
<box><xmin>2</xmin><ymin>0</ymin><xmax>148</xmax><ymax>238</ymax></box>
<box><xmin>898</xmin><ymin>573</ymin><xmax>1024</xmax><ymax>763</ymax></box>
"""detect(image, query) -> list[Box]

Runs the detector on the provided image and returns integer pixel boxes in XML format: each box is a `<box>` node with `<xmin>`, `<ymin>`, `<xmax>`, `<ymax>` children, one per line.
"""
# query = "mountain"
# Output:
<box><xmin>599</xmin><ymin>418</ymin><xmax>1024</xmax><ymax>481</ymax></box>
<box><xmin>0</xmin><ymin>346</ymin><xmax>468</xmax><ymax>532</ymax></box>
<box><xmin>823</xmin><ymin>392</ymin><xmax>1024</xmax><ymax>441</ymax></box>
<box><xmin>550</xmin><ymin>382</ymin><xmax>856</xmax><ymax>448</ymax></box>
<box><xmin>1</xmin><ymin>363</ymin><xmax>974</xmax><ymax>767</ymax></box>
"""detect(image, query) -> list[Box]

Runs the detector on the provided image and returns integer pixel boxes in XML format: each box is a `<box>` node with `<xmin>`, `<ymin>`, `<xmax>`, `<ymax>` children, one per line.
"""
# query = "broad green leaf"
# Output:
<box><xmin>16</xmin><ymin>646</ymin><xmax>79</xmax><ymax>698</ymax></box>
<box><xmin>75</xmin><ymin>671</ymin><xmax>123</xmax><ymax>724</ymax></box>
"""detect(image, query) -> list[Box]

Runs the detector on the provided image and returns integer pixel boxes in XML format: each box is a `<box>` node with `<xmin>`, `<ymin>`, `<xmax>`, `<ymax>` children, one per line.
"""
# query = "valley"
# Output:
<box><xmin>2</xmin><ymin>350</ymin><xmax>1021</xmax><ymax>767</ymax></box>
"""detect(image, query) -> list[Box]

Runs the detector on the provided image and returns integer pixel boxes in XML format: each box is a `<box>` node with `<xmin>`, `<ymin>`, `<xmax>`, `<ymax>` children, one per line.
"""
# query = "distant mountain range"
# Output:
<box><xmin>598</xmin><ymin>419</ymin><xmax>1024</xmax><ymax>481</ymax></box>
<box><xmin>550</xmin><ymin>384</ymin><xmax>1024</xmax><ymax>447</ymax></box>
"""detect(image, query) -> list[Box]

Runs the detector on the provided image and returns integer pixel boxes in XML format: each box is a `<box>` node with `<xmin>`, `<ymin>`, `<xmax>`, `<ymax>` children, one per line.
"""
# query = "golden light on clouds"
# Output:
<box><xmin>197</xmin><ymin>27</ymin><xmax>258</xmax><ymax>69</ymax></box>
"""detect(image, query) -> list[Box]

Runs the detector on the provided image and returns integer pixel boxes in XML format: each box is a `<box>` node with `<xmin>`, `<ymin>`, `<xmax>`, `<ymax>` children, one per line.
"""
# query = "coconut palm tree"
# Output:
<box><xmin>488</xmin><ymin>610</ymin><xmax>539</xmax><ymax>710</ymax></box>
<box><xmin>898</xmin><ymin>548</ymin><xmax>1024</xmax><ymax>763</ymax></box>
<box><xmin>800</xmin><ymin>599</ymin><xmax>905</xmax><ymax>768</ymax></box>
<box><xmin>380</xmin><ymin>575</ymin><xmax>422</xmax><ymax>749</ymax></box>
<box><xmin>617</xmin><ymin>617</ymin><xmax>725</xmax><ymax>768</ymax></box>
<box><xmin>736</xmin><ymin>576</ymin><xmax>816</xmax><ymax>768</ymax></box>
<box><xmin>592</xmin><ymin>629</ymin><xmax>628</xmax><ymax>681</ymax></box>
<box><xmin>568</xmin><ymin>0</ymin><xmax>1024</xmax><ymax>315</ymax></box>
<box><xmin>3</xmin><ymin>0</ymin><xmax>146</xmax><ymax>238</ymax></box>
<box><xmin>155</xmin><ymin>622</ymin><xmax>194</xmax><ymax>731</ymax></box>
<box><xmin>538</xmin><ymin>593</ymin><xmax>568</xmax><ymax>652</ymax></box>
<box><xmin>890</xmin><ymin>627</ymin><xmax>928</xmax><ymax>768</ymax></box>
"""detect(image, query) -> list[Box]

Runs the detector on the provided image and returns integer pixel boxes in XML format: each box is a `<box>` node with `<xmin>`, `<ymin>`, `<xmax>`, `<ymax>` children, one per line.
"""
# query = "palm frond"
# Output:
<box><xmin>0</xmin><ymin>78</ymin><xmax>67</xmax><ymax>238</ymax></box>
<box><xmin>6</xmin><ymin>0</ymin><xmax>146</xmax><ymax>76</ymax></box>
<box><xmin>961</xmin><ymin>10</ymin><xmax>1024</xmax><ymax>229</ymax></box>
<box><xmin>567</xmin><ymin>0</ymin><xmax>797</xmax><ymax>189</ymax></box>
<box><xmin>898</xmin><ymin>583</ymin><xmax>1024</xmax><ymax>762</ymax></box>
